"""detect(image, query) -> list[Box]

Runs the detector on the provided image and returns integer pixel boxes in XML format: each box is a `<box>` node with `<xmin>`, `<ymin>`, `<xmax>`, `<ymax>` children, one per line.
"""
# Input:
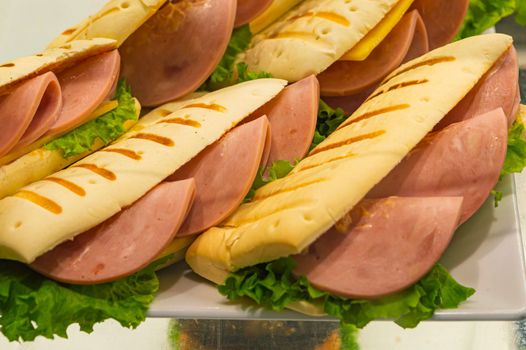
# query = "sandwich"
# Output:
<box><xmin>0</xmin><ymin>78</ymin><xmax>290</xmax><ymax>341</ymax></box>
<box><xmin>45</xmin><ymin>0</ymin><xmax>472</xmax><ymax>109</ymax></box>
<box><xmin>48</xmin><ymin>0</ymin><xmax>239</xmax><ymax>106</ymax></box>
<box><xmin>186</xmin><ymin>33</ymin><xmax>522</xmax><ymax>328</ymax></box>
<box><xmin>0</xmin><ymin>39</ymin><xmax>141</xmax><ymax>200</ymax></box>
<box><xmin>237</xmin><ymin>0</ymin><xmax>470</xmax><ymax>113</ymax></box>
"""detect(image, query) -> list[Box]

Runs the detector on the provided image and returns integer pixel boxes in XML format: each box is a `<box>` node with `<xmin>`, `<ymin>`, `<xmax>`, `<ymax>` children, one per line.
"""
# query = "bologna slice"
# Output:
<box><xmin>0</xmin><ymin>72</ymin><xmax>62</xmax><ymax>157</ymax></box>
<box><xmin>410</xmin><ymin>0</ymin><xmax>469</xmax><ymax>50</ymax></box>
<box><xmin>235</xmin><ymin>0</ymin><xmax>273</xmax><ymax>27</ymax></box>
<box><xmin>437</xmin><ymin>47</ymin><xmax>519</xmax><ymax>129</ymax></box>
<box><xmin>120</xmin><ymin>0</ymin><xmax>236</xmax><ymax>106</ymax></box>
<box><xmin>169</xmin><ymin>116</ymin><xmax>270</xmax><ymax>237</ymax></box>
<box><xmin>318</xmin><ymin>10</ymin><xmax>429</xmax><ymax>97</ymax></box>
<box><xmin>248</xmin><ymin>76</ymin><xmax>319</xmax><ymax>166</ymax></box>
<box><xmin>293</xmin><ymin>196</ymin><xmax>463</xmax><ymax>299</ymax></box>
<box><xmin>31</xmin><ymin>179</ymin><xmax>196</xmax><ymax>284</ymax></box>
<box><xmin>47</xmin><ymin>50</ymin><xmax>121</xmax><ymax>137</ymax></box>
<box><xmin>368</xmin><ymin>109</ymin><xmax>508</xmax><ymax>224</ymax></box>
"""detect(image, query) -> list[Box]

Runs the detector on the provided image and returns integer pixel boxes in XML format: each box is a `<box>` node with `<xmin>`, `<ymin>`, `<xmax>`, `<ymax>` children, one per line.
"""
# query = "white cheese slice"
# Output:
<box><xmin>48</xmin><ymin>0</ymin><xmax>167</xmax><ymax>48</ymax></box>
<box><xmin>241</xmin><ymin>0</ymin><xmax>400</xmax><ymax>82</ymax></box>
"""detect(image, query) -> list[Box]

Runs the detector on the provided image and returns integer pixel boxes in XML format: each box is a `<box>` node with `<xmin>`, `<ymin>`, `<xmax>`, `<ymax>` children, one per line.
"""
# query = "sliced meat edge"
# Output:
<box><xmin>0</xmin><ymin>72</ymin><xmax>62</xmax><ymax>157</ymax></box>
<box><xmin>120</xmin><ymin>0</ymin><xmax>237</xmax><ymax>106</ymax></box>
<box><xmin>169</xmin><ymin>116</ymin><xmax>270</xmax><ymax>237</ymax></box>
<box><xmin>31</xmin><ymin>179</ymin><xmax>196</xmax><ymax>284</ymax></box>
<box><xmin>293</xmin><ymin>196</ymin><xmax>463</xmax><ymax>299</ymax></box>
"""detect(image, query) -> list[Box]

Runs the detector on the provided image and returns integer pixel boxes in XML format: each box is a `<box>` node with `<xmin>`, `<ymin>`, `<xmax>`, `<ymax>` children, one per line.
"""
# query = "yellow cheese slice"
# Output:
<box><xmin>187</xmin><ymin>34</ymin><xmax>514</xmax><ymax>284</ymax></box>
<box><xmin>250</xmin><ymin>0</ymin><xmax>305</xmax><ymax>34</ymax></box>
<box><xmin>48</xmin><ymin>0</ymin><xmax>167</xmax><ymax>48</ymax></box>
<box><xmin>0</xmin><ymin>100</ymin><xmax>118</xmax><ymax>167</ymax></box>
<box><xmin>0</xmin><ymin>79</ymin><xmax>286</xmax><ymax>263</ymax></box>
<box><xmin>0</xmin><ymin>100</ymin><xmax>137</xmax><ymax>200</ymax></box>
<box><xmin>339</xmin><ymin>0</ymin><xmax>415</xmax><ymax>61</ymax></box>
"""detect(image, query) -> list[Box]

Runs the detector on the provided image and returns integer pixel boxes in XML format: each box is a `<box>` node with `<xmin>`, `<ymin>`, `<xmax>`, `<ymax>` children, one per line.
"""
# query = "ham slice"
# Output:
<box><xmin>0</xmin><ymin>72</ymin><xmax>62</xmax><ymax>157</ymax></box>
<box><xmin>47</xmin><ymin>50</ymin><xmax>120</xmax><ymax>138</ymax></box>
<box><xmin>293</xmin><ymin>196</ymin><xmax>463</xmax><ymax>299</ymax></box>
<box><xmin>31</xmin><ymin>179</ymin><xmax>196</xmax><ymax>284</ymax></box>
<box><xmin>169</xmin><ymin>116</ymin><xmax>270</xmax><ymax>237</ymax></box>
<box><xmin>120</xmin><ymin>0</ymin><xmax>237</xmax><ymax>106</ymax></box>
<box><xmin>235</xmin><ymin>0</ymin><xmax>273</xmax><ymax>27</ymax></box>
<box><xmin>247</xmin><ymin>76</ymin><xmax>319</xmax><ymax>167</ymax></box>
<box><xmin>410</xmin><ymin>0</ymin><xmax>469</xmax><ymax>50</ymax></box>
<box><xmin>368</xmin><ymin>109</ymin><xmax>508</xmax><ymax>224</ymax></box>
<box><xmin>436</xmin><ymin>47</ymin><xmax>520</xmax><ymax>129</ymax></box>
<box><xmin>319</xmin><ymin>10</ymin><xmax>429</xmax><ymax>97</ymax></box>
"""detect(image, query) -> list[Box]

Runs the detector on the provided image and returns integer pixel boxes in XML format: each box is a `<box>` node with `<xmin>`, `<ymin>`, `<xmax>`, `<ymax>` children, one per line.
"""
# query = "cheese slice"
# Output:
<box><xmin>0</xmin><ymin>38</ymin><xmax>116</xmax><ymax>96</ymax></box>
<box><xmin>187</xmin><ymin>34</ymin><xmax>514</xmax><ymax>284</ymax></box>
<box><xmin>242</xmin><ymin>0</ymin><xmax>400</xmax><ymax>82</ymax></box>
<box><xmin>0</xmin><ymin>100</ymin><xmax>138</xmax><ymax>200</ymax></box>
<box><xmin>0</xmin><ymin>100</ymin><xmax>118</xmax><ymax>167</ymax></box>
<box><xmin>48</xmin><ymin>0</ymin><xmax>167</xmax><ymax>48</ymax></box>
<box><xmin>0</xmin><ymin>79</ymin><xmax>287</xmax><ymax>263</ymax></box>
<box><xmin>339</xmin><ymin>0</ymin><xmax>415</xmax><ymax>61</ymax></box>
<box><xmin>250</xmin><ymin>0</ymin><xmax>305</xmax><ymax>34</ymax></box>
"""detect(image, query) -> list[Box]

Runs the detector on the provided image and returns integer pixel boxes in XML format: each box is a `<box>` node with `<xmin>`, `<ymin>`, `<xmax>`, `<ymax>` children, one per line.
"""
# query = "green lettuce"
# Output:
<box><xmin>219</xmin><ymin>258</ymin><xmax>474</xmax><ymax>329</ymax></box>
<box><xmin>518</xmin><ymin>0</ymin><xmax>526</xmax><ymax>25</ymax></box>
<box><xmin>311</xmin><ymin>100</ymin><xmax>348</xmax><ymax>151</ymax></box>
<box><xmin>340</xmin><ymin>323</ymin><xmax>360</xmax><ymax>350</ymax></box>
<box><xmin>502</xmin><ymin>119</ymin><xmax>526</xmax><ymax>176</ymax></box>
<box><xmin>44</xmin><ymin>80</ymin><xmax>137</xmax><ymax>159</ymax></box>
<box><xmin>456</xmin><ymin>0</ymin><xmax>523</xmax><ymax>39</ymax></box>
<box><xmin>245</xmin><ymin>99</ymin><xmax>348</xmax><ymax>202</ymax></box>
<box><xmin>0</xmin><ymin>257</ymin><xmax>169</xmax><ymax>342</ymax></box>
<box><xmin>200</xmin><ymin>25</ymin><xmax>272</xmax><ymax>91</ymax></box>
<box><xmin>245</xmin><ymin>160</ymin><xmax>296</xmax><ymax>202</ymax></box>
<box><xmin>492</xmin><ymin>118</ymin><xmax>526</xmax><ymax>207</ymax></box>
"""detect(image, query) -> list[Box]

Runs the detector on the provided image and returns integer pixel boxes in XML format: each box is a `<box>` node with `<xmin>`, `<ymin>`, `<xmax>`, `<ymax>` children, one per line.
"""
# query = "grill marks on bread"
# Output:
<box><xmin>131</xmin><ymin>133</ymin><xmax>175</xmax><ymax>147</ymax></box>
<box><xmin>74</xmin><ymin>164</ymin><xmax>117</xmax><ymax>181</ymax></box>
<box><xmin>44</xmin><ymin>177</ymin><xmax>86</xmax><ymax>197</ymax></box>
<box><xmin>310</xmin><ymin>130</ymin><xmax>386</xmax><ymax>156</ymax></box>
<box><xmin>14</xmin><ymin>191</ymin><xmax>62</xmax><ymax>214</ymax></box>
<box><xmin>101</xmin><ymin>148</ymin><xmax>142</xmax><ymax>160</ymax></box>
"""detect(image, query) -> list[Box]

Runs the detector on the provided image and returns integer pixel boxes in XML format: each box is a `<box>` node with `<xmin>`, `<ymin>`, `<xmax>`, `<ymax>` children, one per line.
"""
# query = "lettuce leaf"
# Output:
<box><xmin>340</xmin><ymin>323</ymin><xmax>360</xmax><ymax>350</ymax></box>
<box><xmin>218</xmin><ymin>258</ymin><xmax>475</xmax><ymax>329</ymax></box>
<box><xmin>456</xmin><ymin>0</ymin><xmax>519</xmax><ymax>39</ymax></box>
<box><xmin>244</xmin><ymin>160</ymin><xmax>296</xmax><ymax>202</ymax></box>
<box><xmin>200</xmin><ymin>25</ymin><xmax>272</xmax><ymax>91</ymax></box>
<box><xmin>311</xmin><ymin>100</ymin><xmax>348</xmax><ymax>151</ymax></box>
<box><xmin>491</xmin><ymin>117</ymin><xmax>526</xmax><ymax>207</ymax></box>
<box><xmin>501</xmin><ymin>119</ymin><xmax>526</xmax><ymax>176</ymax></box>
<box><xmin>0</xmin><ymin>257</ymin><xmax>169</xmax><ymax>342</ymax></box>
<box><xmin>44</xmin><ymin>80</ymin><xmax>137</xmax><ymax>159</ymax></box>
<box><xmin>518</xmin><ymin>0</ymin><xmax>526</xmax><ymax>25</ymax></box>
<box><xmin>244</xmin><ymin>99</ymin><xmax>347</xmax><ymax>202</ymax></box>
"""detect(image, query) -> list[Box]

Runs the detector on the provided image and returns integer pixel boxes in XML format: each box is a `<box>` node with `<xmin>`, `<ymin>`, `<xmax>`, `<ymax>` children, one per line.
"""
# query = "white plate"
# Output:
<box><xmin>2</xmin><ymin>0</ymin><xmax>526</xmax><ymax>324</ymax></box>
<box><xmin>150</xmin><ymin>175</ymin><xmax>526</xmax><ymax>321</ymax></box>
